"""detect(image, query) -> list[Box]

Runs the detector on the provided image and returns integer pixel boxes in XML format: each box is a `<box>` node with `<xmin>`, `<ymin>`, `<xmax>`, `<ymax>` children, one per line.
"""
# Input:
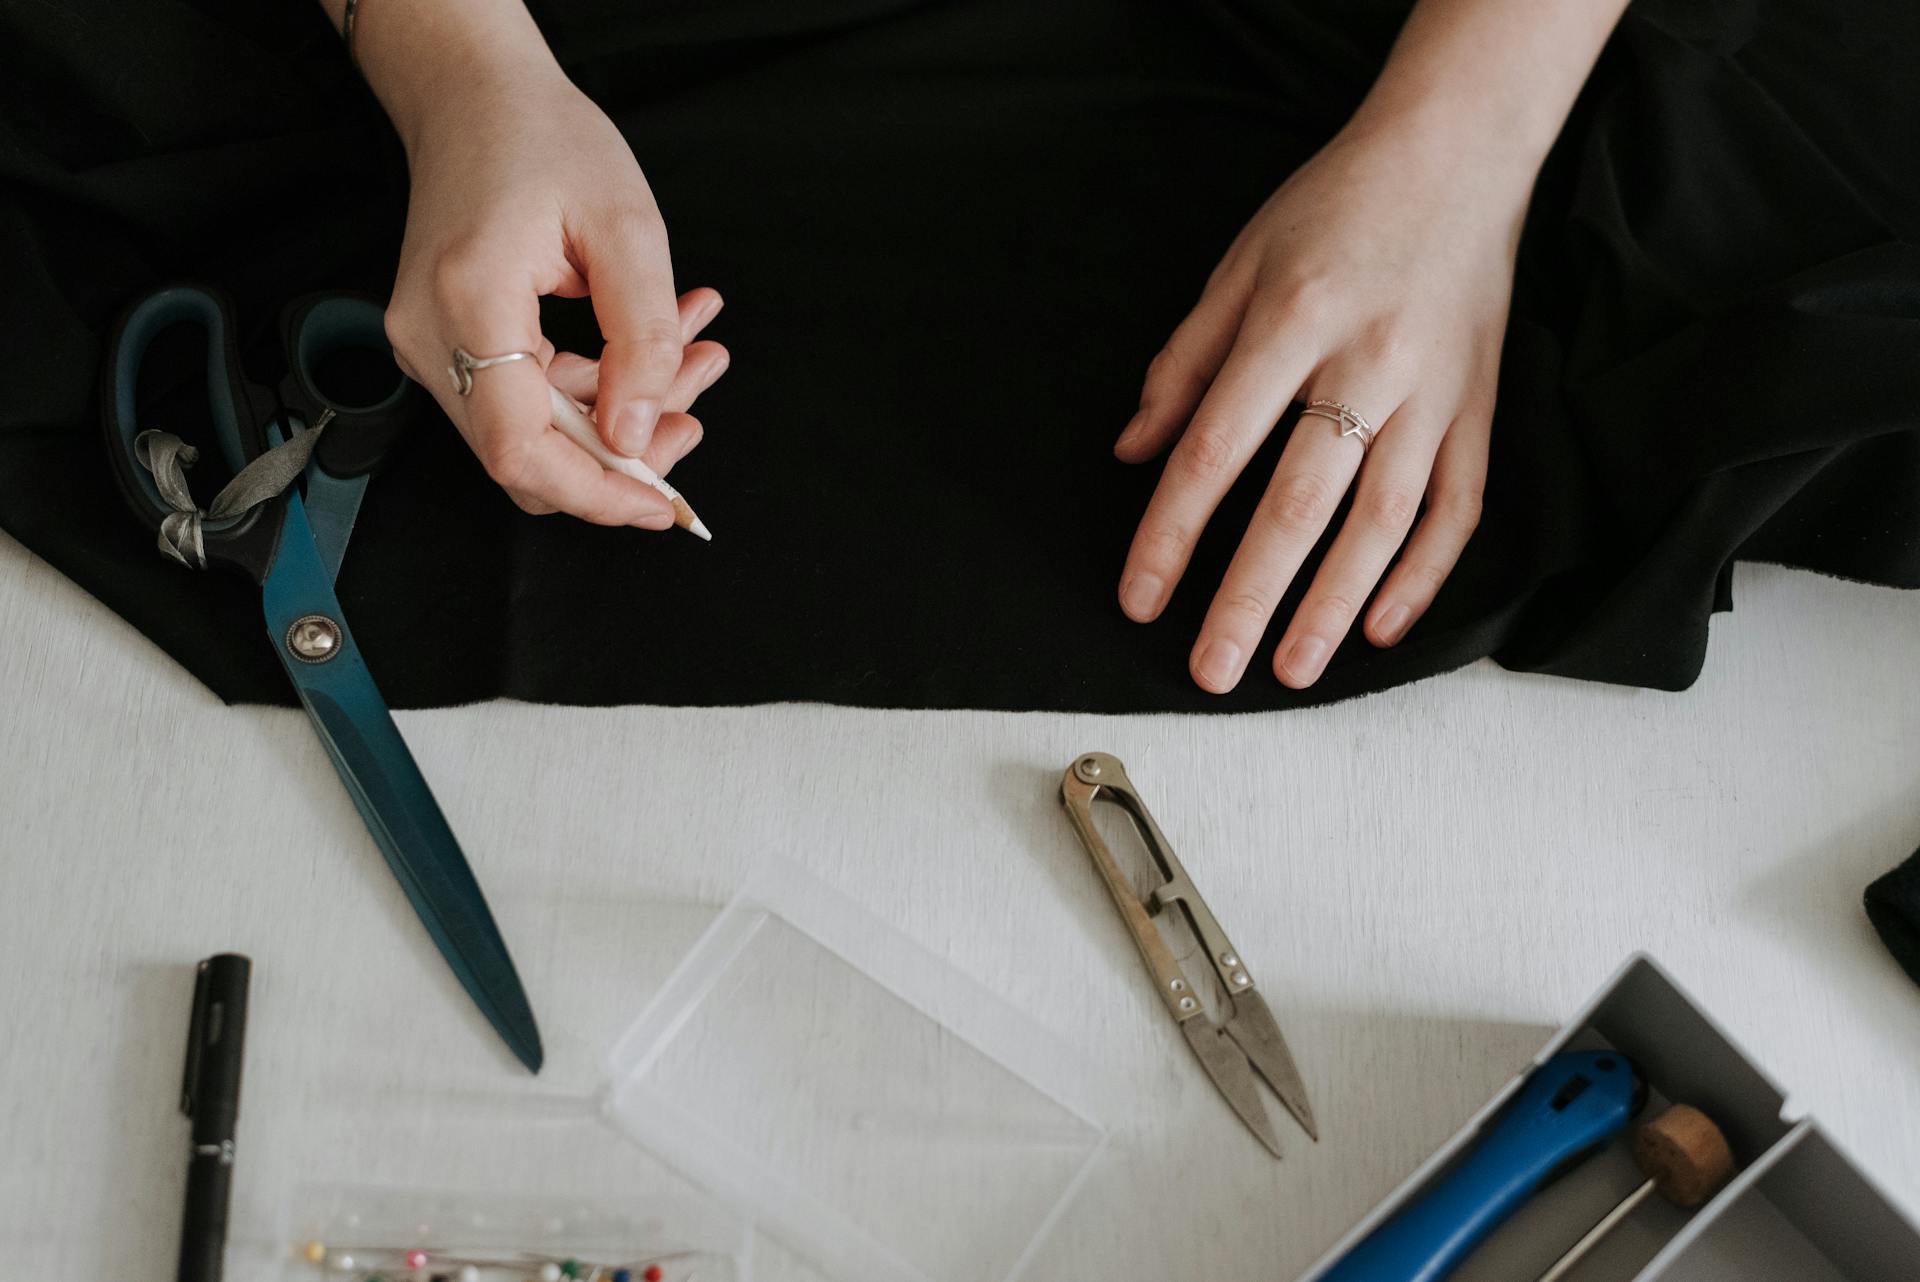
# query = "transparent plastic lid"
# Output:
<box><xmin>602</xmin><ymin>858</ymin><xmax>1107</xmax><ymax>1282</ymax></box>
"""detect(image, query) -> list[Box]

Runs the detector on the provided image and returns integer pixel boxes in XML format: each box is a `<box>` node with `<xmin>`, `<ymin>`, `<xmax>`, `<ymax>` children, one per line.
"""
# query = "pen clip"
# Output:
<box><xmin>181</xmin><ymin>958</ymin><xmax>211</xmax><ymax>1118</ymax></box>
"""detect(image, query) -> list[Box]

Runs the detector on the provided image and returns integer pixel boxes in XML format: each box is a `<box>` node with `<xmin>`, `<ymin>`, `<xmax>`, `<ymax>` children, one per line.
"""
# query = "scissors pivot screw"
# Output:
<box><xmin>286</xmin><ymin>614</ymin><xmax>343</xmax><ymax>664</ymax></box>
<box><xmin>1076</xmin><ymin>757</ymin><xmax>1105</xmax><ymax>781</ymax></box>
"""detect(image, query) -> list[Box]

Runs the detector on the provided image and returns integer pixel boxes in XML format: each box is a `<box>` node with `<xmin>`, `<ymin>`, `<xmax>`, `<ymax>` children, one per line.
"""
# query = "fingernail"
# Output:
<box><xmin>1194</xmin><ymin>639</ymin><xmax>1243</xmax><ymax>691</ymax></box>
<box><xmin>1120</xmin><ymin>573</ymin><xmax>1164</xmax><ymax>620</ymax></box>
<box><xmin>613</xmin><ymin>399</ymin><xmax>659</xmax><ymax>454</ymax></box>
<box><xmin>635</xmin><ymin>508</ymin><xmax>674</xmax><ymax>531</ymax></box>
<box><xmin>1280</xmin><ymin>635</ymin><xmax>1330</xmax><ymax>686</ymax></box>
<box><xmin>1115</xmin><ymin>411</ymin><xmax>1145</xmax><ymax>449</ymax></box>
<box><xmin>1375</xmin><ymin>603</ymin><xmax>1412</xmax><ymax>645</ymax></box>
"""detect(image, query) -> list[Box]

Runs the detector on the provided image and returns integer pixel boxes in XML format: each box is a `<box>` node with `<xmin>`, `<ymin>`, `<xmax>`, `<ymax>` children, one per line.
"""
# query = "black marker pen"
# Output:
<box><xmin>178</xmin><ymin>954</ymin><xmax>250</xmax><ymax>1282</ymax></box>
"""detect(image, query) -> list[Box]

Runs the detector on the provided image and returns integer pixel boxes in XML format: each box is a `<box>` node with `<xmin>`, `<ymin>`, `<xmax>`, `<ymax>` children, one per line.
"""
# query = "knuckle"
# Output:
<box><xmin>1390</xmin><ymin>556</ymin><xmax>1443</xmax><ymax>602</ymax></box>
<box><xmin>381</xmin><ymin>307</ymin><xmax>425</xmax><ymax>376</ymax></box>
<box><xmin>1143</xmin><ymin>346</ymin><xmax>1183</xmax><ymax>391</ymax></box>
<box><xmin>1434</xmin><ymin>486</ymin><xmax>1484</xmax><ymax>534</ymax></box>
<box><xmin>1401</xmin><ymin>560</ymin><xmax>1451</xmax><ymax>598</ymax></box>
<box><xmin>381</xmin><ymin>306</ymin><xmax>410</xmax><ymax>351</ymax></box>
<box><xmin>1305</xmin><ymin>591</ymin><xmax>1361</xmax><ymax>628</ymax></box>
<box><xmin>429</xmin><ymin>246</ymin><xmax>491</xmax><ymax>311</ymax></box>
<box><xmin>1203</xmin><ymin>257</ymin><xmax>1237</xmax><ymax>296</ymax></box>
<box><xmin>1214</xmin><ymin>589</ymin><xmax>1275</xmax><ymax>624</ymax></box>
<box><xmin>1361</xmin><ymin>484</ymin><xmax>1421</xmax><ymax>532</ymax></box>
<box><xmin>582</xmin><ymin>202</ymin><xmax>669</xmax><ymax>266</ymax></box>
<box><xmin>1176</xmin><ymin>421</ymin><xmax>1240</xmax><ymax>482</ymax></box>
<box><xmin>1351</xmin><ymin>317</ymin><xmax>1408</xmax><ymax>370</ymax></box>
<box><xmin>479</xmin><ymin>440</ymin><xmax>537</xmax><ymax>494</ymax></box>
<box><xmin>1258</xmin><ymin>470</ymin><xmax>1335</xmax><ymax>535</ymax></box>
<box><xmin>609</xmin><ymin>200</ymin><xmax>667</xmax><ymax>245</ymax></box>
<box><xmin>630</xmin><ymin>318</ymin><xmax>684</xmax><ymax>371</ymax></box>
<box><xmin>1272</xmin><ymin>274</ymin><xmax>1333</xmax><ymax>329</ymax></box>
<box><xmin>1135</xmin><ymin>522</ymin><xmax>1188</xmax><ymax>564</ymax></box>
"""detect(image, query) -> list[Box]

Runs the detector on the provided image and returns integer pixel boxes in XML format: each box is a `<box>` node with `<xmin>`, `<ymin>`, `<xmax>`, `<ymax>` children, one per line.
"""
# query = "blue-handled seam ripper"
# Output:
<box><xmin>1320</xmin><ymin>1050</ymin><xmax>1647</xmax><ymax>1282</ymax></box>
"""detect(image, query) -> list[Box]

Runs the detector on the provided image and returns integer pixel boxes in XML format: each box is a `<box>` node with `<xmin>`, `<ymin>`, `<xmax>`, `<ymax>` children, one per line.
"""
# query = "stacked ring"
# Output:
<box><xmin>1300</xmin><ymin>398</ymin><xmax>1379</xmax><ymax>451</ymax></box>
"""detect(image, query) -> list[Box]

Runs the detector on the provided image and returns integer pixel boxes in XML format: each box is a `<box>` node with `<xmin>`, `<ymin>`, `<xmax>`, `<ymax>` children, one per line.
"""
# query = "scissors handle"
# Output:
<box><xmin>1062</xmin><ymin>752</ymin><xmax>1259</xmax><ymax>1009</ymax></box>
<box><xmin>1060</xmin><ymin>752</ymin><xmax>1208</xmax><ymax>1023</ymax></box>
<box><xmin>102</xmin><ymin>284</ymin><xmax>285</xmax><ymax>584</ymax></box>
<box><xmin>278</xmin><ymin>293</ymin><xmax>414</xmax><ymax>479</ymax></box>
<box><xmin>1121</xmin><ymin>778</ymin><xmax>1261</xmax><ymax>1006</ymax></box>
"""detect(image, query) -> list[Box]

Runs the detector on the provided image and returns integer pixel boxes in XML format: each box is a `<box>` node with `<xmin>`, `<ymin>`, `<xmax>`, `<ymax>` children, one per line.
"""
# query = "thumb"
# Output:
<box><xmin>579</xmin><ymin>209</ymin><xmax>684</xmax><ymax>456</ymax></box>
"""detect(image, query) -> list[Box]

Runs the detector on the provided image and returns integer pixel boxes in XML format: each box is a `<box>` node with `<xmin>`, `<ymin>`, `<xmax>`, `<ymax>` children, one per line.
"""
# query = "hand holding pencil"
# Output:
<box><xmin>535</xmin><ymin>287</ymin><xmax>727</xmax><ymax>537</ymax></box>
<box><xmin>376</xmin><ymin>26</ymin><xmax>729</xmax><ymax>532</ymax></box>
<box><xmin>548</xmin><ymin>383</ymin><xmax>711</xmax><ymax>540</ymax></box>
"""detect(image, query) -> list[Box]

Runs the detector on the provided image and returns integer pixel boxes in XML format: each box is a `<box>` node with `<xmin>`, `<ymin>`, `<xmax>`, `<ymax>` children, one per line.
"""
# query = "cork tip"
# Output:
<box><xmin>1635</xmin><ymin>1103</ymin><xmax>1736</xmax><ymax>1207</ymax></box>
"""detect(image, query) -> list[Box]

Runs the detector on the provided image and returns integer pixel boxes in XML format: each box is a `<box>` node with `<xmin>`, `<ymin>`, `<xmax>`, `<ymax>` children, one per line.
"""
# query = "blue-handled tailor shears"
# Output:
<box><xmin>1320</xmin><ymin>1050</ymin><xmax>1645</xmax><ymax>1282</ymax></box>
<box><xmin>103</xmin><ymin>284</ymin><xmax>543</xmax><ymax>1073</ymax></box>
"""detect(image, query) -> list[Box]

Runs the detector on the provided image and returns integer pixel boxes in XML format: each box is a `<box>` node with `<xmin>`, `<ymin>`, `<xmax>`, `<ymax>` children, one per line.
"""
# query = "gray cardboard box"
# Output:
<box><xmin>1295</xmin><ymin>955</ymin><xmax>1920</xmax><ymax>1281</ymax></box>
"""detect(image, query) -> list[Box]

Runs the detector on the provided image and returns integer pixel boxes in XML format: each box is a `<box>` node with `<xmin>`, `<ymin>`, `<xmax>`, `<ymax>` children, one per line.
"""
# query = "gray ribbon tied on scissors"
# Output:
<box><xmin>133</xmin><ymin>410</ymin><xmax>333</xmax><ymax>569</ymax></box>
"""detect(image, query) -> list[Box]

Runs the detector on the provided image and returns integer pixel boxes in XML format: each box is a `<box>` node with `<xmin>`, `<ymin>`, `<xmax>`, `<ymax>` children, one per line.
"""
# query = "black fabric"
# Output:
<box><xmin>1</xmin><ymin>0</ymin><xmax>1916</xmax><ymax>713</ymax></box>
<box><xmin>1867</xmin><ymin>847</ymin><xmax>1920</xmax><ymax>990</ymax></box>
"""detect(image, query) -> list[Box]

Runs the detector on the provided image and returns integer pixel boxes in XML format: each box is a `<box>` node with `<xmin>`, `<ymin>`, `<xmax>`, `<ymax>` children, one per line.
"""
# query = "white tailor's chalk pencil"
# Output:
<box><xmin>547</xmin><ymin>382</ymin><xmax>712</xmax><ymax>541</ymax></box>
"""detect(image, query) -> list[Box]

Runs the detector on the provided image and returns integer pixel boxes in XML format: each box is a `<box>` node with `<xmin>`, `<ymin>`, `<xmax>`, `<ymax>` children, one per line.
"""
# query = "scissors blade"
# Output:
<box><xmin>295</xmin><ymin>679</ymin><xmax>544</xmax><ymax>1071</ymax></box>
<box><xmin>261</xmin><ymin>500</ymin><xmax>543</xmax><ymax>1072</ymax></box>
<box><xmin>1182</xmin><ymin>1017</ymin><xmax>1284</xmax><ymax>1158</ymax></box>
<box><xmin>1223</xmin><ymin>989</ymin><xmax>1316</xmax><ymax>1142</ymax></box>
<box><xmin>301</xmin><ymin>467</ymin><xmax>368</xmax><ymax>586</ymax></box>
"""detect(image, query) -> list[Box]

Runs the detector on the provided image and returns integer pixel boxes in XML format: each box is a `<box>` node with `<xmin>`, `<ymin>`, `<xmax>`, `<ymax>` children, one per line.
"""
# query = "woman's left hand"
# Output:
<box><xmin>1114</xmin><ymin>114</ymin><xmax>1528</xmax><ymax>693</ymax></box>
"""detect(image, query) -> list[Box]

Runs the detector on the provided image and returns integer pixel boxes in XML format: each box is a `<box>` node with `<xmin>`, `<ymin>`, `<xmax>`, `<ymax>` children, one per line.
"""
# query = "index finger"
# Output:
<box><xmin>1118</xmin><ymin>329</ymin><xmax>1318</xmax><ymax>622</ymax></box>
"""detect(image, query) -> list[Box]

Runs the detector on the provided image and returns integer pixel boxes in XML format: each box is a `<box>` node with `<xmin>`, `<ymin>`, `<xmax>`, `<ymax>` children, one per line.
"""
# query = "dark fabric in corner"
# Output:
<box><xmin>0</xmin><ymin>0</ymin><xmax>1916</xmax><ymax>714</ymax></box>
<box><xmin>1867</xmin><ymin>848</ymin><xmax>1920</xmax><ymax>990</ymax></box>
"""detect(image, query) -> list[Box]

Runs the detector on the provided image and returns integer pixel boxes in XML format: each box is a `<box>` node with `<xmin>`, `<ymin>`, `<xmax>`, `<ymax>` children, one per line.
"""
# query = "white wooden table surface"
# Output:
<box><xmin>3</xmin><ymin>527</ymin><xmax>1918</xmax><ymax>1281</ymax></box>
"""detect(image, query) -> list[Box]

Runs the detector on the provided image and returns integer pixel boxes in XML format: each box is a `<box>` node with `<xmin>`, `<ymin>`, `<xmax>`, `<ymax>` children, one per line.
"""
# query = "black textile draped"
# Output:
<box><xmin>1</xmin><ymin>0</ymin><xmax>1915</xmax><ymax>717</ymax></box>
<box><xmin>1867</xmin><ymin>848</ymin><xmax>1920</xmax><ymax>991</ymax></box>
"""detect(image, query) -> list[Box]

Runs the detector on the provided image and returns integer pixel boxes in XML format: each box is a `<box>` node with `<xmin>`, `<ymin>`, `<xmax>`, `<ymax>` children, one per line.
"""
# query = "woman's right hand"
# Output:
<box><xmin>355</xmin><ymin>0</ymin><xmax>726</xmax><ymax>527</ymax></box>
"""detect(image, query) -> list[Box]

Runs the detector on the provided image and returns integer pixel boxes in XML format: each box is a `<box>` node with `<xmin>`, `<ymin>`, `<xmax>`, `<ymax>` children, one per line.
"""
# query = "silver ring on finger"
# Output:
<box><xmin>448</xmin><ymin>346</ymin><xmax>536</xmax><ymax>396</ymax></box>
<box><xmin>1300</xmin><ymin>398</ymin><xmax>1379</xmax><ymax>452</ymax></box>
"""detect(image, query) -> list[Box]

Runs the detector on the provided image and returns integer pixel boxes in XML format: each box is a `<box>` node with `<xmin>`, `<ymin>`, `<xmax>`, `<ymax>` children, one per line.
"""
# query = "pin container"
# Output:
<box><xmin>283</xmin><ymin>1185</ymin><xmax>747</xmax><ymax>1280</ymax></box>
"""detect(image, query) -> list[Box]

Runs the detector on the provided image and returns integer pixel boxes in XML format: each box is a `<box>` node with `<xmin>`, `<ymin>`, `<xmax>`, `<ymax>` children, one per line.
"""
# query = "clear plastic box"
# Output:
<box><xmin>601</xmin><ymin>858</ymin><xmax>1109</xmax><ymax>1282</ymax></box>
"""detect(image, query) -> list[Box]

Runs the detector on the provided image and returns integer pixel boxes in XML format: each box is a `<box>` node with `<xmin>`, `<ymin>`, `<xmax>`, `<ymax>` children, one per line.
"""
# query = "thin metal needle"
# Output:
<box><xmin>1537</xmin><ymin>1180</ymin><xmax>1656</xmax><ymax>1282</ymax></box>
